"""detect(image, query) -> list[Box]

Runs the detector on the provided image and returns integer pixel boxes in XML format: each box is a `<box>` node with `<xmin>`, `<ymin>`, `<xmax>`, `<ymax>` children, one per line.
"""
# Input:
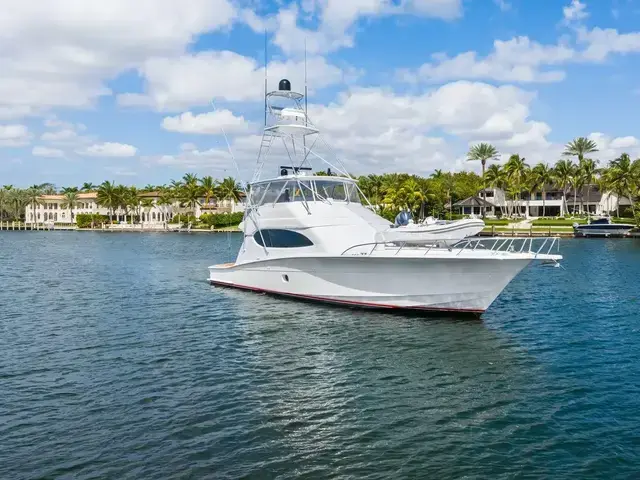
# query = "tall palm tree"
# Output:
<box><xmin>182</xmin><ymin>173</ymin><xmax>199</xmax><ymax>187</ymax></box>
<box><xmin>563</xmin><ymin>137</ymin><xmax>598</xmax><ymax>163</ymax></box>
<box><xmin>553</xmin><ymin>159</ymin><xmax>574</xmax><ymax>216</ymax></box>
<box><xmin>485</xmin><ymin>164</ymin><xmax>507</xmax><ymax>216</ymax></box>
<box><xmin>8</xmin><ymin>189</ymin><xmax>29</xmax><ymax>221</ymax></box>
<box><xmin>579</xmin><ymin>158</ymin><xmax>598</xmax><ymax>215</ymax></box>
<box><xmin>97</xmin><ymin>181</ymin><xmax>117</xmax><ymax>222</ymax></box>
<box><xmin>504</xmin><ymin>154</ymin><xmax>529</xmax><ymax>216</ymax></box>
<box><xmin>25</xmin><ymin>185</ymin><xmax>42</xmax><ymax>225</ymax></box>
<box><xmin>607</xmin><ymin>153</ymin><xmax>635</xmax><ymax>217</ymax></box>
<box><xmin>533</xmin><ymin>163</ymin><xmax>554</xmax><ymax>217</ymax></box>
<box><xmin>467</xmin><ymin>143</ymin><xmax>499</xmax><ymax>216</ymax></box>
<box><xmin>200</xmin><ymin>176</ymin><xmax>218</xmax><ymax>206</ymax></box>
<box><xmin>218</xmin><ymin>177</ymin><xmax>243</xmax><ymax>204</ymax></box>
<box><xmin>61</xmin><ymin>191</ymin><xmax>79</xmax><ymax>224</ymax></box>
<box><xmin>81</xmin><ymin>182</ymin><xmax>96</xmax><ymax>191</ymax></box>
<box><xmin>0</xmin><ymin>187</ymin><xmax>9</xmax><ymax>222</ymax></box>
<box><xmin>568</xmin><ymin>169</ymin><xmax>583</xmax><ymax>215</ymax></box>
<box><xmin>523</xmin><ymin>168</ymin><xmax>541</xmax><ymax>218</ymax></box>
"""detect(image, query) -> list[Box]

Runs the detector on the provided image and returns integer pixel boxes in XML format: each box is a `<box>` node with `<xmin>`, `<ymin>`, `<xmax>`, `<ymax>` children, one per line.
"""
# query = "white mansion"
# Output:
<box><xmin>26</xmin><ymin>191</ymin><xmax>246</xmax><ymax>225</ymax></box>
<box><xmin>453</xmin><ymin>185</ymin><xmax>633</xmax><ymax>217</ymax></box>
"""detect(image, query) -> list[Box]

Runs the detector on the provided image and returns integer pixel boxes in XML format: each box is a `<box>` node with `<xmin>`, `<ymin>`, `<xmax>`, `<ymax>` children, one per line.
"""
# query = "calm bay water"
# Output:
<box><xmin>1</xmin><ymin>232</ymin><xmax>640</xmax><ymax>479</ymax></box>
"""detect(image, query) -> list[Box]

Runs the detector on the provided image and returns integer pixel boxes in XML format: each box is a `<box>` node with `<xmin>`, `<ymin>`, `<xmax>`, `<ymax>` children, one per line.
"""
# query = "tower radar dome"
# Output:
<box><xmin>278</xmin><ymin>79</ymin><xmax>291</xmax><ymax>91</ymax></box>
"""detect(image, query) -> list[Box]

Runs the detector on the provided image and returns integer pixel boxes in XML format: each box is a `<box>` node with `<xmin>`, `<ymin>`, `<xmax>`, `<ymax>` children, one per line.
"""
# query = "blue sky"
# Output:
<box><xmin>1</xmin><ymin>0</ymin><xmax>640</xmax><ymax>188</ymax></box>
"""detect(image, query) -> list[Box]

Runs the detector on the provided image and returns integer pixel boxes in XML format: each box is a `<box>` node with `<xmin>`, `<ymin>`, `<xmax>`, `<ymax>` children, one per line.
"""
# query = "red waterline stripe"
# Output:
<box><xmin>209</xmin><ymin>280</ymin><xmax>484</xmax><ymax>314</ymax></box>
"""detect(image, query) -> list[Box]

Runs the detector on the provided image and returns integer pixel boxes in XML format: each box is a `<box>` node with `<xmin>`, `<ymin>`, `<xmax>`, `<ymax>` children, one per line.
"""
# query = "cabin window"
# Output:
<box><xmin>313</xmin><ymin>180</ymin><xmax>360</xmax><ymax>203</ymax></box>
<box><xmin>253</xmin><ymin>229</ymin><xmax>314</xmax><ymax>248</ymax></box>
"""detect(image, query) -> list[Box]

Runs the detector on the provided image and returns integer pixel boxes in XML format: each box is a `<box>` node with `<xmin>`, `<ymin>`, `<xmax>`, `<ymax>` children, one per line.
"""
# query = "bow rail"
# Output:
<box><xmin>341</xmin><ymin>236</ymin><xmax>561</xmax><ymax>259</ymax></box>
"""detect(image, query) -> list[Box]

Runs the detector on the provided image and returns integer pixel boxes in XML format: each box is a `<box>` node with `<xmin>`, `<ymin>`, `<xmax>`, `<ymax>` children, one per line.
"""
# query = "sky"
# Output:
<box><xmin>1</xmin><ymin>0</ymin><xmax>640</xmax><ymax>188</ymax></box>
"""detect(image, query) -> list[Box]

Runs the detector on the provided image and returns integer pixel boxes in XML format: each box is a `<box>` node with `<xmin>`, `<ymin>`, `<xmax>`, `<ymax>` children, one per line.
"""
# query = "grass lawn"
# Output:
<box><xmin>482</xmin><ymin>219</ymin><xmax>510</xmax><ymax>226</ymax></box>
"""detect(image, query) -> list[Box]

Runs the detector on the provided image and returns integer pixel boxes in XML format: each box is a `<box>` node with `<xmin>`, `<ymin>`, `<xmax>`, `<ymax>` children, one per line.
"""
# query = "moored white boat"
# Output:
<box><xmin>208</xmin><ymin>79</ymin><xmax>562</xmax><ymax>315</ymax></box>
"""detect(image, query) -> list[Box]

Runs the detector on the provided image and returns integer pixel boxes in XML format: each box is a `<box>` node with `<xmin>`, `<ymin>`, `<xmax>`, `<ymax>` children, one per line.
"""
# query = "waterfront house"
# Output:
<box><xmin>453</xmin><ymin>185</ymin><xmax>632</xmax><ymax>217</ymax></box>
<box><xmin>25</xmin><ymin>191</ymin><xmax>246</xmax><ymax>226</ymax></box>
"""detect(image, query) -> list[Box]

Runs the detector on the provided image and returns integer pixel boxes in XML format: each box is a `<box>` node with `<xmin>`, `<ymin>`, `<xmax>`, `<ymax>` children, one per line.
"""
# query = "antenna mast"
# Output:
<box><xmin>264</xmin><ymin>29</ymin><xmax>268</xmax><ymax>127</ymax></box>
<box><xmin>304</xmin><ymin>38</ymin><xmax>308</xmax><ymax>153</ymax></box>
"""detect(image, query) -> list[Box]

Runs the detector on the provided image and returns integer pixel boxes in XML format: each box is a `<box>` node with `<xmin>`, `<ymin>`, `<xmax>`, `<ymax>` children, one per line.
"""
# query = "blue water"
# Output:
<box><xmin>1</xmin><ymin>232</ymin><xmax>640</xmax><ymax>479</ymax></box>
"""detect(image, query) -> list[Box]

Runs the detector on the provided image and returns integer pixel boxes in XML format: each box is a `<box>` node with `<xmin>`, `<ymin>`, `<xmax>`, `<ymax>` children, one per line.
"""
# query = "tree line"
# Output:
<box><xmin>1</xmin><ymin>136</ymin><xmax>639</xmax><ymax>223</ymax></box>
<box><xmin>0</xmin><ymin>175</ymin><xmax>244</xmax><ymax>223</ymax></box>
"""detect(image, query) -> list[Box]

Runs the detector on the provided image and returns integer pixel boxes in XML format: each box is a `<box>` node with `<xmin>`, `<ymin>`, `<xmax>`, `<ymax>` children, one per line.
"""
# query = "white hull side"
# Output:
<box><xmin>209</xmin><ymin>256</ymin><xmax>531</xmax><ymax>313</ymax></box>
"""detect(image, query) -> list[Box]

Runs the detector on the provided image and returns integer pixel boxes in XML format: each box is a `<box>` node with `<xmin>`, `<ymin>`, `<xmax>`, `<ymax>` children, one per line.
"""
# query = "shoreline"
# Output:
<box><xmin>2</xmin><ymin>226</ymin><xmax>639</xmax><ymax>238</ymax></box>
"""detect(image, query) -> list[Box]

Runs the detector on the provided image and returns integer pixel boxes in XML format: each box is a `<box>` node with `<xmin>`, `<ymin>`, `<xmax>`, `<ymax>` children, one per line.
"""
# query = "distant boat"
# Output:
<box><xmin>573</xmin><ymin>217</ymin><xmax>635</xmax><ymax>238</ymax></box>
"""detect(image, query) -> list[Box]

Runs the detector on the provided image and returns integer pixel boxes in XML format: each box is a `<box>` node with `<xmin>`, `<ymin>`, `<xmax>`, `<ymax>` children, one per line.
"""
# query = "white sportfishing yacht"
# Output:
<box><xmin>209</xmin><ymin>79</ymin><xmax>562</xmax><ymax>314</ymax></box>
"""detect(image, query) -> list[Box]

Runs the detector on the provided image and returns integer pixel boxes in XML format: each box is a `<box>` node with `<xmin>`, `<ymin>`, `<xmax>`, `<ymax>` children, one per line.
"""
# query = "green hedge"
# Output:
<box><xmin>76</xmin><ymin>213</ymin><xmax>109</xmax><ymax>228</ymax></box>
<box><xmin>198</xmin><ymin>212</ymin><xmax>244</xmax><ymax>228</ymax></box>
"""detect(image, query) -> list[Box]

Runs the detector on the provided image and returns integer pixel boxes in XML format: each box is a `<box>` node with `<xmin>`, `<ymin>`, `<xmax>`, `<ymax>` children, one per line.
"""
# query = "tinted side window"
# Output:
<box><xmin>253</xmin><ymin>229</ymin><xmax>314</xmax><ymax>248</ymax></box>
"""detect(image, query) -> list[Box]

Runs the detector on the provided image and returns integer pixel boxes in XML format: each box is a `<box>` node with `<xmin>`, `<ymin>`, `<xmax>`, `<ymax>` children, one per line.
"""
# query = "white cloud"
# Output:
<box><xmin>118</xmin><ymin>52</ymin><xmax>346</xmax><ymax>111</ymax></box>
<box><xmin>0</xmin><ymin>124</ymin><xmax>31</xmax><ymax>147</ymax></box>
<box><xmin>32</xmin><ymin>146</ymin><xmax>64</xmax><ymax>157</ymax></box>
<box><xmin>79</xmin><ymin>142</ymin><xmax>138</xmax><ymax>157</ymax></box>
<box><xmin>162</xmin><ymin>110</ymin><xmax>250</xmax><ymax>135</ymax></box>
<box><xmin>143</xmin><ymin>81</ymin><xmax>553</xmax><ymax>176</ymax></box>
<box><xmin>400</xmin><ymin>36</ymin><xmax>575</xmax><ymax>84</ymax></box>
<box><xmin>578</xmin><ymin>27</ymin><xmax>640</xmax><ymax>61</ymax></box>
<box><xmin>257</xmin><ymin>0</ymin><xmax>462</xmax><ymax>56</ymax></box>
<box><xmin>589</xmin><ymin>133</ymin><xmax>640</xmax><ymax>162</ymax></box>
<box><xmin>563</xmin><ymin>0</ymin><xmax>589</xmax><ymax>23</ymax></box>
<box><xmin>41</xmin><ymin>129</ymin><xmax>80</xmax><ymax>143</ymax></box>
<box><xmin>0</xmin><ymin>0</ymin><xmax>236</xmax><ymax>118</ymax></box>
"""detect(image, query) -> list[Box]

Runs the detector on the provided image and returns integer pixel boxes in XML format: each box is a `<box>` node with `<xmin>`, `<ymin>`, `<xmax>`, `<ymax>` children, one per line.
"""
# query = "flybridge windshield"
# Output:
<box><xmin>249</xmin><ymin>178</ymin><xmax>361</xmax><ymax>206</ymax></box>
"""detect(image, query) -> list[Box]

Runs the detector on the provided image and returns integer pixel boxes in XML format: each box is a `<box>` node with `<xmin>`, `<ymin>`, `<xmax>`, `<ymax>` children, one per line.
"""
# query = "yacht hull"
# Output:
<box><xmin>209</xmin><ymin>256</ymin><xmax>531</xmax><ymax>314</ymax></box>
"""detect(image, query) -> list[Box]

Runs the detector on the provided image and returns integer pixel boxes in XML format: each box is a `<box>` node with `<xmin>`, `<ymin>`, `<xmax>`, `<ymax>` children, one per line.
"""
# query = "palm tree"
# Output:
<box><xmin>553</xmin><ymin>159</ymin><xmax>574</xmax><ymax>216</ymax></box>
<box><xmin>182</xmin><ymin>173</ymin><xmax>199</xmax><ymax>187</ymax></box>
<box><xmin>607</xmin><ymin>153</ymin><xmax>635</xmax><ymax>217</ymax></box>
<box><xmin>38</xmin><ymin>183</ymin><xmax>57</xmax><ymax>195</ymax></box>
<box><xmin>563</xmin><ymin>137</ymin><xmax>598</xmax><ymax>163</ymax></box>
<box><xmin>504</xmin><ymin>154</ymin><xmax>529</xmax><ymax>216</ymax></box>
<box><xmin>25</xmin><ymin>185</ymin><xmax>42</xmax><ymax>225</ymax></box>
<box><xmin>61</xmin><ymin>191</ymin><xmax>79</xmax><ymax>224</ymax></box>
<box><xmin>200</xmin><ymin>176</ymin><xmax>218</xmax><ymax>206</ymax></box>
<box><xmin>568</xmin><ymin>169</ymin><xmax>583</xmax><ymax>216</ymax></box>
<box><xmin>485</xmin><ymin>164</ymin><xmax>507</xmax><ymax>216</ymax></box>
<box><xmin>467</xmin><ymin>143</ymin><xmax>499</xmax><ymax>216</ymax></box>
<box><xmin>579</xmin><ymin>158</ymin><xmax>598</xmax><ymax>215</ymax></box>
<box><xmin>8</xmin><ymin>189</ymin><xmax>29</xmax><ymax>222</ymax></box>
<box><xmin>81</xmin><ymin>182</ymin><xmax>96</xmax><ymax>191</ymax></box>
<box><xmin>0</xmin><ymin>187</ymin><xmax>9</xmax><ymax>222</ymax></box>
<box><xmin>218</xmin><ymin>177</ymin><xmax>243</xmax><ymax>204</ymax></box>
<box><xmin>533</xmin><ymin>163</ymin><xmax>554</xmax><ymax>217</ymax></box>
<box><xmin>523</xmin><ymin>168</ymin><xmax>541</xmax><ymax>218</ymax></box>
<box><xmin>97</xmin><ymin>181</ymin><xmax>117</xmax><ymax>223</ymax></box>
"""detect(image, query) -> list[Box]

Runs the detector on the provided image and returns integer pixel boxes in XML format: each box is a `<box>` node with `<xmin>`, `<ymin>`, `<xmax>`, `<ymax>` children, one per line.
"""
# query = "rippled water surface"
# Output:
<box><xmin>2</xmin><ymin>232</ymin><xmax>640</xmax><ymax>479</ymax></box>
